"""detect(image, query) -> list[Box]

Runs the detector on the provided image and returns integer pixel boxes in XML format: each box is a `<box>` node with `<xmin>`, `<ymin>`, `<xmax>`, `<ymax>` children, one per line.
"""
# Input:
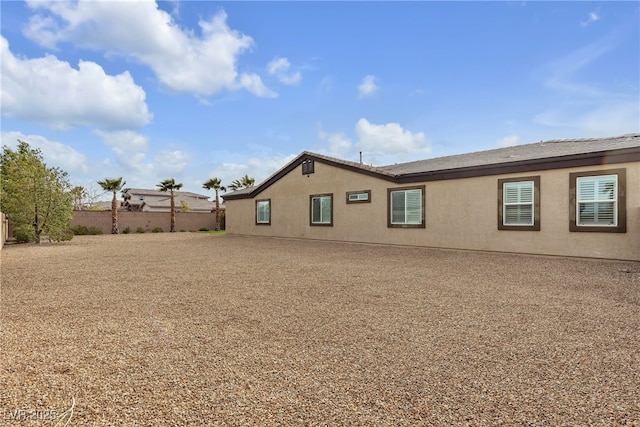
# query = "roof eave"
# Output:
<box><xmin>222</xmin><ymin>152</ymin><xmax>397</xmax><ymax>201</ymax></box>
<box><xmin>222</xmin><ymin>146</ymin><xmax>640</xmax><ymax>200</ymax></box>
<box><xmin>394</xmin><ymin>146</ymin><xmax>640</xmax><ymax>183</ymax></box>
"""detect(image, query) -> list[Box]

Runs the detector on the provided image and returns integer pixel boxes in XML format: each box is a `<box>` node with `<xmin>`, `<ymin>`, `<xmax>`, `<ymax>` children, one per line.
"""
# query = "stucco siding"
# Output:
<box><xmin>225</xmin><ymin>161</ymin><xmax>639</xmax><ymax>260</ymax></box>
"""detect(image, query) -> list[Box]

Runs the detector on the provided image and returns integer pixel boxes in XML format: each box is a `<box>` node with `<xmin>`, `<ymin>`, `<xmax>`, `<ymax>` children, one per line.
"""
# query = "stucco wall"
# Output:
<box><xmin>225</xmin><ymin>161</ymin><xmax>639</xmax><ymax>261</ymax></box>
<box><xmin>70</xmin><ymin>211</ymin><xmax>219</xmax><ymax>234</ymax></box>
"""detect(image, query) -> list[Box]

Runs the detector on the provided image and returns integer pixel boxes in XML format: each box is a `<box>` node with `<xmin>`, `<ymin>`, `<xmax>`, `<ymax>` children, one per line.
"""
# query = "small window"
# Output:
<box><xmin>498</xmin><ymin>176</ymin><xmax>540</xmax><ymax>231</ymax></box>
<box><xmin>256</xmin><ymin>199</ymin><xmax>271</xmax><ymax>225</ymax></box>
<box><xmin>387</xmin><ymin>185</ymin><xmax>425</xmax><ymax>228</ymax></box>
<box><xmin>310</xmin><ymin>194</ymin><xmax>332</xmax><ymax>226</ymax></box>
<box><xmin>346</xmin><ymin>190</ymin><xmax>371</xmax><ymax>204</ymax></box>
<box><xmin>570</xmin><ymin>169</ymin><xmax>626</xmax><ymax>233</ymax></box>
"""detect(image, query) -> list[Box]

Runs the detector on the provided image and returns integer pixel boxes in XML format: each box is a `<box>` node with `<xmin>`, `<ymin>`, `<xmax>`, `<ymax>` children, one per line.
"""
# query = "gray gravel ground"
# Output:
<box><xmin>1</xmin><ymin>233</ymin><xmax>639</xmax><ymax>426</ymax></box>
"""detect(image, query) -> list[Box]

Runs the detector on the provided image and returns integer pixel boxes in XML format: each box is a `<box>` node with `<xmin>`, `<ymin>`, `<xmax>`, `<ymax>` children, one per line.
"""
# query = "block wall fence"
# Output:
<box><xmin>70</xmin><ymin>210</ymin><xmax>221</xmax><ymax>234</ymax></box>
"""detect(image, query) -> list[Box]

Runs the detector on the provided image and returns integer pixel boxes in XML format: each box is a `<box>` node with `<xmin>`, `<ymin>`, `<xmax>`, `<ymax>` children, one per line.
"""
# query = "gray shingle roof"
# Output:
<box><xmin>223</xmin><ymin>133</ymin><xmax>639</xmax><ymax>200</ymax></box>
<box><xmin>380</xmin><ymin>133</ymin><xmax>640</xmax><ymax>175</ymax></box>
<box><xmin>125</xmin><ymin>188</ymin><xmax>210</xmax><ymax>199</ymax></box>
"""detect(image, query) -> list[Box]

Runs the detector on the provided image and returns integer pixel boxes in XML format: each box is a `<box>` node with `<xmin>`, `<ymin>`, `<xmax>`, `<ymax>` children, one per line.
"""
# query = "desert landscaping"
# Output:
<box><xmin>1</xmin><ymin>233</ymin><xmax>639</xmax><ymax>425</ymax></box>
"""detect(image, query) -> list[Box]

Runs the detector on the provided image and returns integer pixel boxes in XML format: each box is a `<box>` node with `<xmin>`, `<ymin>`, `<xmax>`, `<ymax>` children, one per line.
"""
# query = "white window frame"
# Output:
<box><xmin>346</xmin><ymin>190</ymin><xmax>371</xmax><ymax>204</ymax></box>
<box><xmin>576</xmin><ymin>175</ymin><xmax>617</xmax><ymax>227</ymax></box>
<box><xmin>256</xmin><ymin>199</ymin><xmax>271</xmax><ymax>225</ymax></box>
<box><xmin>569</xmin><ymin>168</ymin><xmax>626</xmax><ymax>233</ymax></box>
<box><xmin>498</xmin><ymin>176</ymin><xmax>540</xmax><ymax>231</ymax></box>
<box><xmin>310</xmin><ymin>194</ymin><xmax>332</xmax><ymax>226</ymax></box>
<box><xmin>387</xmin><ymin>185</ymin><xmax>425</xmax><ymax>228</ymax></box>
<box><xmin>503</xmin><ymin>182</ymin><xmax>533</xmax><ymax>226</ymax></box>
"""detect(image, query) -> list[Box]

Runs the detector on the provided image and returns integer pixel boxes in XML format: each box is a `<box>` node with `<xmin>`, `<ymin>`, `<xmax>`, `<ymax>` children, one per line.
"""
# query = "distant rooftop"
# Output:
<box><xmin>124</xmin><ymin>188</ymin><xmax>210</xmax><ymax>199</ymax></box>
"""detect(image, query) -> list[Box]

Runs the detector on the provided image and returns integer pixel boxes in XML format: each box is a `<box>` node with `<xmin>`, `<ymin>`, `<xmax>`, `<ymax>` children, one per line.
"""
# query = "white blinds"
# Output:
<box><xmin>503</xmin><ymin>181</ymin><xmax>533</xmax><ymax>225</ymax></box>
<box><xmin>577</xmin><ymin>175</ymin><xmax>617</xmax><ymax>226</ymax></box>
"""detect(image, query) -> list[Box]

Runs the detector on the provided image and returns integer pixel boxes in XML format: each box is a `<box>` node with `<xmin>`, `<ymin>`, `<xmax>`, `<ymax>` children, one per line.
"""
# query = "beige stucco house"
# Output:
<box><xmin>223</xmin><ymin>134</ymin><xmax>640</xmax><ymax>261</ymax></box>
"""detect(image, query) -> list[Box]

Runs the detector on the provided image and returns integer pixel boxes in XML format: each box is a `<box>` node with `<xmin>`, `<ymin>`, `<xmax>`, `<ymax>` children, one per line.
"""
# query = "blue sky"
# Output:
<box><xmin>1</xmin><ymin>1</ymin><xmax>638</xmax><ymax>198</ymax></box>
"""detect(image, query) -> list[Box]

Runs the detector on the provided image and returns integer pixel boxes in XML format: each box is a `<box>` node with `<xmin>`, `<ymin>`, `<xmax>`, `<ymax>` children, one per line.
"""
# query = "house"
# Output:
<box><xmin>222</xmin><ymin>134</ymin><xmax>640</xmax><ymax>261</ymax></box>
<box><xmin>122</xmin><ymin>188</ymin><xmax>218</xmax><ymax>213</ymax></box>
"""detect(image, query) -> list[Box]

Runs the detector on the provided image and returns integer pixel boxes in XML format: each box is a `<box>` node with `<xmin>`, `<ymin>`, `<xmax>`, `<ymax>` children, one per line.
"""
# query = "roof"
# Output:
<box><xmin>381</xmin><ymin>133</ymin><xmax>640</xmax><ymax>175</ymax></box>
<box><xmin>122</xmin><ymin>188</ymin><xmax>218</xmax><ymax>212</ymax></box>
<box><xmin>124</xmin><ymin>188</ymin><xmax>210</xmax><ymax>199</ymax></box>
<box><xmin>223</xmin><ymin>133</ymin><xmax>640</xmax><ymax>200</ymax></box>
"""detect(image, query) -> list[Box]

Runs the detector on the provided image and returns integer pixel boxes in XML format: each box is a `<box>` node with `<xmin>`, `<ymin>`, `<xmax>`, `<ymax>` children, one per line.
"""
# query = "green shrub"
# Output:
<box><xmin>49</xmin><ymin>229</ymin><xmax>74</xmax><ymax>242</ymax></box>
<box><xmin>70</xmin><ymin>225</ymin><xmax>89</xmax><ymax>235</ymax></box>
<box><xmin>122</xmin><ymin>227</ymin><xmax>131</xmax><ymax>234</ymax></box>
<box><xmin>87</xmin><ymin>226</ymin><xmax>103</xmax><ymax>235</ymax></box>
<box><xmin>199</xmin><ymin>227</ymin><xmax>209</xmax><ymax>232</ymax></box>
<box><xmin>179</xmin><ymin>229</ymin><xmax>186</xmax><ymax>232</ymax></box>
<box><xmin>14</xmin><ymin>228</ymin><xmax>33</xmax><ymax>243</ymax></box>
<box><xmin>151</xmin><ymin>227</ymin><xmax>163</xmax><ymax>233</ymax></box>
<box><xmin>136</xmin><ymin>227</ymin><xmax>145</xmax><ymax>233</ymax></box>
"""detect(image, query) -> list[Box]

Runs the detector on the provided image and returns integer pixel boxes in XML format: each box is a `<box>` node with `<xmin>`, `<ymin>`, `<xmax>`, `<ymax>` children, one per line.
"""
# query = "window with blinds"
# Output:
<box><xmin>498</xmin><ymin>176</ymin><xmax>540</xmax><ymax>231</ymax></box>
<box><xmin>310</xmin><ymin>194</ymin><xmax>332</xmax><ymax>225</ymax></box>
<box><xmin>569</xmin><ymin>169</ymin><xmax>625</xmax><ymax>233</ymax></box>
<box><xmin>256</xmin><ymin>199</ymin><xmax>270</xmax><ymax>225</ymax></box>
<box><xmin>576</xmin><ymin>175</ymin><xmax>617</xmax><ymax>226</ymax></box>
<box><xmin>388</xmin><ymin>186</ymin><xmax>425</xmax><ymax>228</ymax></box>
<box><xmin>503</xmin><ymin>181</ymin><xmax>534</xmax><ymax>226</ymax></box>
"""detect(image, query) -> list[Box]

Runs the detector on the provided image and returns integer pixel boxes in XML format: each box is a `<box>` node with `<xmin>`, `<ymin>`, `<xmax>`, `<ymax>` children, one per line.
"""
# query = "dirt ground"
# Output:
<box><xmin>1</xmin><ymin>233</ymin><xmax>639</xmax><ymax>426</ymax></box>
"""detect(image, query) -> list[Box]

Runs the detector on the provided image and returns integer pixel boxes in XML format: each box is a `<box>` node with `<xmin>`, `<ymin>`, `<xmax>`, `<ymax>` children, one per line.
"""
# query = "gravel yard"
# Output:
<box><xmin>1</xmin><ymin>233</ymin><xmax>639</xmax><ymax>426</ymax></box>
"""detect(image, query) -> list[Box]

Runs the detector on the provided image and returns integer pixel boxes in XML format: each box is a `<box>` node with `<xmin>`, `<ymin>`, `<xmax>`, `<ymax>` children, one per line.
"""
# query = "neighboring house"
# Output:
<box><xmin>223</xmin><ymin>134</ymin><xmax>640</xmax><ymax>261</ymax></box>
<box><xmin>122</xmin><ymin>188</ymin><xmax>218</xmax><ymax>213</ymax></box>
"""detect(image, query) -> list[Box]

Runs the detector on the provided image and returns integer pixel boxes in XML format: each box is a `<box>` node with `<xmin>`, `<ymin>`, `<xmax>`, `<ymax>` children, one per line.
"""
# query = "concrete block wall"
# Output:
<box><xmin>70</xmin><ymin>211</ymin><xmax>221</xmax><ymax>234</ymax></box>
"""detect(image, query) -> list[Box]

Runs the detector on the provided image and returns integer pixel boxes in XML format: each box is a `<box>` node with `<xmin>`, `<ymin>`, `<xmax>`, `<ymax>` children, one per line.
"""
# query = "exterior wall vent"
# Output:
<box><xmin>302</xmin><ymin>159</ymin><xmax>315</xmax><ymax>175</ymax></box>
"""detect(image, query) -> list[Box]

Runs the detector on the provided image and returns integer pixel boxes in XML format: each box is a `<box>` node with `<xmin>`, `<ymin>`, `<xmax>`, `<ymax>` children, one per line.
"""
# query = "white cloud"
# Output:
<box><xmin>267</xmin><ymin>57</ymin><xmax>301</xmax><ymax>85</ymax></box>
<box><xmin>23</xmin><ymin>1</ymin><xmax>275</xmax><ymax>97</ymax></box>
<box><xmin>315</xmin><ymin>119</ymin><xmax>430</xmax><ymax>165</ymax></box>
<box><xmin>358</xmin><ymin>75</ymin><xmax>378</xmax><ymax>98</ymax></box>
<box><xmin>535</xmin><ymin>31</ymin><xmax>639</xmax><ymax>137</ymax></box>
<box><xmin>355</xmin><ymin>118</ymin><xmax>430</xmax><ymax>158</ymax></box>
<box><xmin>154</xmin><ymin>150</ymin><xmax>191</xmax><ymax>176</ymax></box>
<box><xmin>0</xmin><ymin>36</ymin><xmax>151</xmax><ymax>131</ymax></box>
<box><xmin>317</xmin><ymin>126</ymin><xmax>353</xmax><ymax>157</ymax></box>
<box><xmin>534</xmin><ymin>100</ymin><xmax>639</xmax><ymax>136</ymax></box>
<box><xmin>213</xmin><ymin>154</ymin><xmax>297</xmax><ymax>188</ymax></box>
<box><xmin>237</xmin><ymin>73</ymin><xmax>277</xmax><ymax>98</ymax></box>
<box><xmin>542</xmin><ymin>36</ymin><xmax>614</xmax><ymax>97</ymax></box>
<box><xmin>581</xmin><ymin>11</ymin><xmax>600</xmax><ymax>27</ymax></box>
<box><xmin>95</xmin><ymin>130</ymin><xmax>151</xmax><ymax>174</ymax></box>
<box><xmin>1</xmin><ymin>131</ymin><xmax>90</xmax><ymax>175</ymax></box>
<box><xmin>496</xmin><ymin>135</ymin><xmax>520</xmax><ymax>147</ymax></box>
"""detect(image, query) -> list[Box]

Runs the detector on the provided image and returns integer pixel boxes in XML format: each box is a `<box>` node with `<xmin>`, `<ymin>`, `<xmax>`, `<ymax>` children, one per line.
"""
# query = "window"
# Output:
<box><xmin>346</xmin><ymin>190</ymin><xmax>371</xmax><ymax>204</ymax></box>
<box><xmin>387</xmin><ymin>185</ymin><xmax>425</xmax><ymax>228</ymax></box>
<box><xmin>570</xmin><ymin>169</ymin><xmax>626</xmax><ymax>233</ymax></box>
<box><xmin>256</xmin><ymin>199</ymin><xmax>271</xmax><ymax>225</ymax></box>
<box><xmin>310</xmin><ymin>194</ymin><xmax>332</xmax><ymax>226</ymax></box>
<box><xmin>498</xmin><ymin>176</ymin><xmax>540</xmax><ymax>231</ymax></box>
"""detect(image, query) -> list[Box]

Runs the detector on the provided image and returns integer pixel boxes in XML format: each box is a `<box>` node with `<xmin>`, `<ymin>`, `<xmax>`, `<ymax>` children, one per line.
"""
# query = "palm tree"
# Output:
<box><xmin>202</xmin><ymin>177</ymin><xmax>226</xmax><ymax>231</ymax></box>
<box><xmin>97</xmin><ymin>177</ymin><xmax>126</xmax><ymax>234</ymax></box>
<box><xmin>70</xmin><ymin>186</ymin><xmax>87</xmax><ymax>210</ymax></box>
<box><xmin>157</xmin><ymin>178</ymin><xmax>183</xmax><ymax>232</ymax></box>
<box><xmin>228</xmin><ymin>174</ymin><xmax>255</xmax><ymax>191</ymax></box>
